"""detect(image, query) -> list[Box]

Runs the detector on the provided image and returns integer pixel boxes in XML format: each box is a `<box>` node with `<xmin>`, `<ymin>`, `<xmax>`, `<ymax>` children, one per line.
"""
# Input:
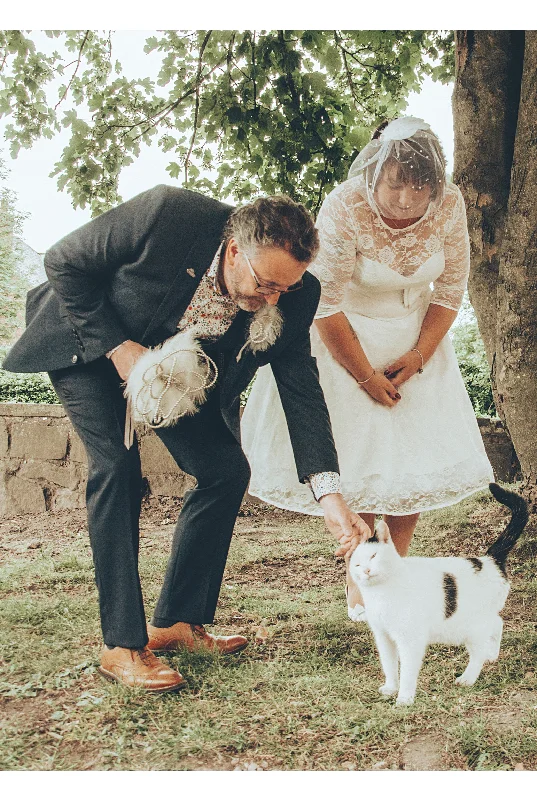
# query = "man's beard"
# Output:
<box><xmin>234</xmin><ymin>294</ymin><xmax>267</xmax><ymax>312</ymax></box>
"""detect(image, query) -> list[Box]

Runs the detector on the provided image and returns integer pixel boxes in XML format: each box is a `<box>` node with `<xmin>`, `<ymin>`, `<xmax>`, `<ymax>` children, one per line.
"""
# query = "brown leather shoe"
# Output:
<box><xmin>147</xmin><ymin>621</ymin><xmax>248</xmax><ymax>655</ymax></box>
<box><xmin>98</xmin><ymin>646</ymin><xmax>187</xmax><ymax>693</ymax></box>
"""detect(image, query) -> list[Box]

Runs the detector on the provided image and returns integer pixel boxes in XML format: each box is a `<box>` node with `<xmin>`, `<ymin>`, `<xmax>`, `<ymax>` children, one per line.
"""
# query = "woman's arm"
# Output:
<box><xmin>310</xmin><ymin>185</ymin><xmax>399</xmax><ymax>407</ymax></box>
<box><xmin>416</xmin><ymin>303</ymin><xmax>458</xmax><ymax>361</ymax></box>
<box><xmin>383</xmin><ymin>303</ymin><xmax>457</xmax><ymax>388</ymax></box>
<box><xmin>384</xmin><ymin>188</ymin><xmax>469</xmax><ymax>388</ymax></box>
<box><xmin>315</xmin><ymin>312</ymin><xmax>401</xmax><ymax>407</ymax></box>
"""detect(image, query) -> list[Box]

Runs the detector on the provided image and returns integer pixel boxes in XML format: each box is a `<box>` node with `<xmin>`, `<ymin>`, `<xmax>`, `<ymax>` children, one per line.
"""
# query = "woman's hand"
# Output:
<box><xmin>360</xmin><ymin>371</ymin><xmax>401</xmax><ymax>407</ymax></box>
<box><xmin>383</xmin><ymin>350</ymin><xmax>423</xmax><ymax>389</ymax></box>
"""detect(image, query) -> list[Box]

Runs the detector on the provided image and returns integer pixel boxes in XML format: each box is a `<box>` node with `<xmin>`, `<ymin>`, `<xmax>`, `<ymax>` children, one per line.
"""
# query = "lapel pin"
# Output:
<box><xmin>186</xmin><ymin>268</ymin><xmax>196</xmax><ymax>278</ymax></box>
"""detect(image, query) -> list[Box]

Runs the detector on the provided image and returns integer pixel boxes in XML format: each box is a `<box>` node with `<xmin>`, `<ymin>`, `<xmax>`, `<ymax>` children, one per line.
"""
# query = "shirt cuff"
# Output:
<box><xmin>307</xmin><ymin>471</ymin><xmax>341</xmax><ymax>501</ymax></box>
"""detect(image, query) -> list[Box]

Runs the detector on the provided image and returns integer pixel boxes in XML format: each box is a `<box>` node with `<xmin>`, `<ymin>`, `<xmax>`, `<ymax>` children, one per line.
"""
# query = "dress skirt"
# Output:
<box><xmin>241</xmin><ymin>301</ymin><xmax>494</xmax><ymax>516</ymax></box>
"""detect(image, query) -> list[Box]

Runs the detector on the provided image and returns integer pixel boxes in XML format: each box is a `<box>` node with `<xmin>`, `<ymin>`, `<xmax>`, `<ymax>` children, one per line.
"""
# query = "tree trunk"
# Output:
<box><xmin>495</xmin><ymin>31</ymin><xmax>537</xmax><ymax>505</ymax></box>
<box><xmin>453</xmin><ymin>30</ymin><xmax>537</xmax><ymax>505</ymax></box>
<box><xmin>453</xmin><ymin>31</ymin><xmax>524</xmax><ymax>368</ymax></box>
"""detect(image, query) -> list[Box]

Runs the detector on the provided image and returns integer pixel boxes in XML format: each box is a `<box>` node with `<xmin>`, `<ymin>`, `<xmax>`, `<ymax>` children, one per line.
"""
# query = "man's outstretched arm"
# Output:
<box><xmin>270</xmin><ymin>328</ymin><xmax>370</xmax><ymax>552</ymax></box>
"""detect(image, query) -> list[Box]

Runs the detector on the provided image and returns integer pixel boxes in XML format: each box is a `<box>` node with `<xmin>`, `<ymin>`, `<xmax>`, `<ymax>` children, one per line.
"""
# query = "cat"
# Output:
<box><xmin>348</xmin><ymin>483</ymin><xmax>528</xmax><ymax>706</ymax></box>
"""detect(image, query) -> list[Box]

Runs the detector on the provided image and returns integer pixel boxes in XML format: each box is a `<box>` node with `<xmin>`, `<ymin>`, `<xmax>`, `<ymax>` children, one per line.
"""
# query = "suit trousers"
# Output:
<box><xmin>48</xmin><ymin>356</ymin><xmax>251</xmax><ymax>649</ymax></box>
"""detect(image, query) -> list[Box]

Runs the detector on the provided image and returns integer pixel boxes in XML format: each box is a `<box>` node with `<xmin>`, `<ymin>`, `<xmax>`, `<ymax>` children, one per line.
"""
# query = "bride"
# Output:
<box><xmin>241</xmin><ymin>116</ymin><xmax>494</xmax><ymax>618</ymax></box>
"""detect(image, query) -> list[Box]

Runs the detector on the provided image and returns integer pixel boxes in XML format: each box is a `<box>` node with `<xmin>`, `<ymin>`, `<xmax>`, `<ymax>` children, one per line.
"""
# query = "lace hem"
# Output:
<box><xmin>248</xmin><ymin>460</ymin><xmax>494</xmax><ymax>518</ymax></box>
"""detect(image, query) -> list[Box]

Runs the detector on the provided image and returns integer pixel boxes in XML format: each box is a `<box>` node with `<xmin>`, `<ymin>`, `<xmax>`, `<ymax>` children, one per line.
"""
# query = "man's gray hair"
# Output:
<box><xmin>223</xmin><ymin>195</ymin><xmax>319</xmax><ymax>264</ymax></box>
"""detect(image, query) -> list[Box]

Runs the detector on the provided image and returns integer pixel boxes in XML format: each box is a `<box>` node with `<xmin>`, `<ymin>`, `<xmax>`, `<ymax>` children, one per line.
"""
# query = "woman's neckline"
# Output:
<box><xmin>379</xmin><ymin>214</ymin><xmax>423</xmax><ymax>230</ymax></box>
<box><xmin>376</xmin><ymin>199</ymin><xmax>434</xmax><ymax>231</ymax></box>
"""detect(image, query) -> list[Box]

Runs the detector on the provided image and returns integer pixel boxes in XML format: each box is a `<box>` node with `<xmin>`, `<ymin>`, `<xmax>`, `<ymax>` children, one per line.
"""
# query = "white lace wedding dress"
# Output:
<box><xmin>241</xmin><ymin>179</ymin><xmax>494</xmax><ymax>516</ymax></box>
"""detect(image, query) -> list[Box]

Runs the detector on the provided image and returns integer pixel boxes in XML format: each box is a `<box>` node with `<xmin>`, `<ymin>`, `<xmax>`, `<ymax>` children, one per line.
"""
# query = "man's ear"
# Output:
<box><xmin>375</xmin><ymin>520</ymin><xmax>391</xmax><ymax>544</ymax></box>
<box><xmin>226</xmin><ymin>237</ymin><xmax>240</xmax><ymax>267</ymax></box>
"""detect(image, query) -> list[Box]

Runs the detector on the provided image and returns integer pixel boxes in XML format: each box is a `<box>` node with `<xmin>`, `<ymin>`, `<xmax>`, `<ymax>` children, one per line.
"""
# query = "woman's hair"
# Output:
<box><xmin>366</xmin><ymin>121</ymin><xmax>447</xmax><ymax>201</ymax></box>
<box><xmin>372</xmin><ymin>120</ymin><xmax>390</xmax><ymax>140</ymax></box>
<box><xmin>223</xmin><ymin>195</ymin><xmax>319</xmax><ymax>263</ymax></box>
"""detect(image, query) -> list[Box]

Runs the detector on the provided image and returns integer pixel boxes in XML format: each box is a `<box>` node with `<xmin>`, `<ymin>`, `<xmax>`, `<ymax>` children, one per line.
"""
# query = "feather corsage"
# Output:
<box><xmin>123</xmin><ymin>304</ymin><xmax>283</xmax><ymax>446</ymax></box>
<box><xmin>124</xmin><ymin>330</ymin><xmax>218</xmax><ymax>431</ymax></box>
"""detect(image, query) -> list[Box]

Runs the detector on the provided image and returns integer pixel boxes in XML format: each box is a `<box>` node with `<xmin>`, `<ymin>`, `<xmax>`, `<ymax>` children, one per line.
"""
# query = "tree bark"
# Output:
<box><xmin>452</xmin><ymin>31</ymin><xmax>524</xmax><ymax>368</ymax></box>
<box><xmin>495</xmin><ymin>31</ymin><xmax>537</xmax><ymax>504</ymax></box>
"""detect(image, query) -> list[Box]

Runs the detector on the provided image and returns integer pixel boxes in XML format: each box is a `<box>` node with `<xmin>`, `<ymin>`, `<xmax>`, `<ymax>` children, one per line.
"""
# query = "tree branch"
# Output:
<box><xmin>54</xmin><ymin>30</ymin><xmax>90</xmax><ymax>110</ymax></box>
<box><xmin>184</xmin><ymin>30</ymin><xmax>212</xmax><ymax>182</ymax></box>
<box><xmin>334</xmin><ymin>32</ymin><xmax>363</xmax><ymax>112</ymax></box>
<box><xmin>251</xmin><ymin>30</ymin><xmax>257</xmax><ymax>110</ymax></box>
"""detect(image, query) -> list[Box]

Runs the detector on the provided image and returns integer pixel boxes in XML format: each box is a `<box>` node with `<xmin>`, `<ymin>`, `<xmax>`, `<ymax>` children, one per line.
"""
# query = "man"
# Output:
<box><xmin>4</xmin><ymin>186</ymin><xmax>368</xmax><ymax>693</ymax></box>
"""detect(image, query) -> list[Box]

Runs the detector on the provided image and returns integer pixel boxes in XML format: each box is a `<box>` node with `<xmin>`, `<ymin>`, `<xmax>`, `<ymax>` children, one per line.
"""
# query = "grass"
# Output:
<box><xmin>0</xmin><ymin>489</ymin><xmax>536</xmax><ymax>771</ymax></box>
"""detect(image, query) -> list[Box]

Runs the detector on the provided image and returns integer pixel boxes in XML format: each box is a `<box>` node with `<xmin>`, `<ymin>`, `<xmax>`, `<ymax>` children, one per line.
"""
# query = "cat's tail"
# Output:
<box><xmin>486</xmin><ymin>483</ymin><xmax>529</xmax><ymax>573</ymax></box>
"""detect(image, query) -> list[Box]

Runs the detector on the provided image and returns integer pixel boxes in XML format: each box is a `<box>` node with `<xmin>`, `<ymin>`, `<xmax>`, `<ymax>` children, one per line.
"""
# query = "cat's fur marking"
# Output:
<box><xmin>443</xmin><ymin>573</ymin><xmax>457</xmax><ymax>618</ymax></box>
<box><xmin>467</xmin><ymin>557</ymin><xmax>483</xmax><ymax>573</ymax></box>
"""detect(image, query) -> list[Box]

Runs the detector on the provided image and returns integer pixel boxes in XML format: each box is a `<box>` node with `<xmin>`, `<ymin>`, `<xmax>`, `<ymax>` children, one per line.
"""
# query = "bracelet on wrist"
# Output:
<box><xmin>357</xmin><ymin>368</ymin><xmax>376</xmax><ymax>385</ymax></box>
<box><xmin>411</xmin><ymin>348</ymin><xmax>424</xmax><ymax>373</ymax></box>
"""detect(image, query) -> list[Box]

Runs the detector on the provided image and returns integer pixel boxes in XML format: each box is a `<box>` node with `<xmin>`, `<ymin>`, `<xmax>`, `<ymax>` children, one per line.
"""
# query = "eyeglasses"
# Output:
<box><xmin>242</xmin><ymin>252</ymin><xmax>303</xmax><ymax>295</ymax></box>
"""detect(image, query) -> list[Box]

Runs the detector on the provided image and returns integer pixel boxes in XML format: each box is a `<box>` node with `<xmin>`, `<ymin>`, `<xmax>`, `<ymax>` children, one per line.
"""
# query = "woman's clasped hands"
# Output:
<box><xmin>384</xmin><ymin>349</ymin><xmax>424</xmax><ymax>387</ymax></box>
<box><xmin>358</xmin><ymin>370</ymin><xmax>401</xmax><ymax>407</ymax></box>
<box><xmin>358</xmin><ymin>349</ymin><xmax>424</xmax><ymax>407</ymax></box>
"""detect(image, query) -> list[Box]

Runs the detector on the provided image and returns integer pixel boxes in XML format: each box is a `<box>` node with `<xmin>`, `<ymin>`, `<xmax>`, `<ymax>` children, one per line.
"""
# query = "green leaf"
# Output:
<box><xmin>166</xmin><ymin>161</ymin><xmax>181</xmax><ymax>179</ymax></box>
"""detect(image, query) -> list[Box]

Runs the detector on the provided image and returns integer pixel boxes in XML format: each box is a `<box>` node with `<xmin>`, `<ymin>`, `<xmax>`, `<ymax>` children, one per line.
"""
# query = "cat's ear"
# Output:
<box><xmin>375</xmin><ymin>520</ymin><xmax>391</xmax><ymax>544</ymax></box>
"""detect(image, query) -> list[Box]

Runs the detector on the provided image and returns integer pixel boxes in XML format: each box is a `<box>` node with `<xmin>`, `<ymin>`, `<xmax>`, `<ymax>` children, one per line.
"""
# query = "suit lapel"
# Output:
<box><xmin>141</xmin><ymin>221</ymin><xmax>227</xmax><ymax>345</ymax></box>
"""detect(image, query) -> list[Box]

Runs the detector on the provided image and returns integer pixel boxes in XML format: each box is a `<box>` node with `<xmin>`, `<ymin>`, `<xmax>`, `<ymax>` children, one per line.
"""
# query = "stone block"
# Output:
<box><xmin>0</xmin><ymin>418</ymin><xmax>8</xmax><ymax>458</ymax></box>
<box><xmin>139</xmin><ymin>432</ymin><xmax>182</xmax><ymax>474</ymax></box>
<box><xmin>51</xmin><ymin>487</ymin><xmax>86</xmax><ymax>511</ymax></box>
<box><xmin>18</xmin><ymin>460</ymin><xmax>81</xmax><ymax>490</ymax></box>
<box><xmin>147</xmin><ymin>472</ymin><xmax>196</xmax><ymax>497</ymax></box>
<box><xmin>0</xmin><ymin>403</ymin><xmax>66</xmax><ymax>418</ymax></box>
<box><xmin>0</xmin><ymin>477</ymin><xmax>9</xmax><ymax>518</ymax></box>
<box><xmin>10</xmin><ymin>419</ymin><xmax>68</xmax><ymax>460</ymax></box>
<box><xmin>69</xmin><ymin>431</ymin><xmax>88</xmax><ymax>464</ymax></box>
<box><xmin>5</xmin><ymin>476</ymin><xmax>46</xmax><ymax>515</ymax></box>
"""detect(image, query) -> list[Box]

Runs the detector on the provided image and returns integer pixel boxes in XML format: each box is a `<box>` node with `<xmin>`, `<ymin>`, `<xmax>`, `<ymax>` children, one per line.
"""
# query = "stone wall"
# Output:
<box><xmin>0</xmin><ymin>403</ymin><xmax>521</xmax><ymax>519</ymax></box>
<box><xmin>0</xmin><ymin>403</ymin><xmax>195</xmax><ymax>518</ymax></box>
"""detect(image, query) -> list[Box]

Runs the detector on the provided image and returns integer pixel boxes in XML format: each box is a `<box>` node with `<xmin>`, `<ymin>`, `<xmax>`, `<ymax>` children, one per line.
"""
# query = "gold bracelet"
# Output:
<box><xmin>357</xmin><ymin>368</ymin><xmax>376</xmax><ymax>385</ymax></box>
<box><xmin>411</xmin><ymin>348</ymin><xmax>424</xmax><ymax>373</ymax></box>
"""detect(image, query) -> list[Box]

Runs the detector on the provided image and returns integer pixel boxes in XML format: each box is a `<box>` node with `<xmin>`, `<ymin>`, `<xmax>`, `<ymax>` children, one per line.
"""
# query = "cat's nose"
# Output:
<box><xmin>363</xmin><ymin>568</ymin><xmax>371</xmax><ymax>576</ymax></box>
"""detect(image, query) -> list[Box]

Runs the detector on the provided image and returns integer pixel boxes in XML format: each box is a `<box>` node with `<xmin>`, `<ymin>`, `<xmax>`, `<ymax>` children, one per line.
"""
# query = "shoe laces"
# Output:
<box><xmin>136</xmin><ymin>647</ymin><xmax>159</xmax><ymax>666</ymax></box>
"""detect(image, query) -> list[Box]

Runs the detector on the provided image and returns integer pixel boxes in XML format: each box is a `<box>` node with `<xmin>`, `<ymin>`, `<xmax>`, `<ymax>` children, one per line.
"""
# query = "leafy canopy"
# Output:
<box><xmin>0</xmin><ymin>30</ymin><xmax>453</xmax><ymax>215</ymax></box>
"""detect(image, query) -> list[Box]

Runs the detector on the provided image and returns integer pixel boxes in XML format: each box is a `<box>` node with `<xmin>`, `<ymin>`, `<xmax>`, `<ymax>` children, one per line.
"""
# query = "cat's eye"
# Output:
<box><xmin>370</xmin><ymin>553</ymin><xmax>376</xmax><ymax>559</ymax></box>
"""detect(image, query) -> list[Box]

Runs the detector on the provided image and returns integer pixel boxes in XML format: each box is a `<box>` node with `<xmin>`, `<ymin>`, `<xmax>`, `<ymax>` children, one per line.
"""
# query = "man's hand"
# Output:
<box><xmin>110</xmin><ymin>340</ymin><xmax>148</xmax><ymax>381</ymax></box>
<box><xmin>319</xmin><ymin>493</ymin><xmax>370</xmax><ymax>556</ymax></box>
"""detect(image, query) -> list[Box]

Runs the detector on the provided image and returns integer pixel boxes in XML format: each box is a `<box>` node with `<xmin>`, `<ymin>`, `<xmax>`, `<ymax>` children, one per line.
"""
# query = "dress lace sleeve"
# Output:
<box><xmin>309</xmin><ymin>188</ymin><xmax>358</xmax><ymax>319</ymax></box>
<box><xmin>431</xmin><ymin>186</ymin><xmax>470</xmax><ymax>312</ymax></box>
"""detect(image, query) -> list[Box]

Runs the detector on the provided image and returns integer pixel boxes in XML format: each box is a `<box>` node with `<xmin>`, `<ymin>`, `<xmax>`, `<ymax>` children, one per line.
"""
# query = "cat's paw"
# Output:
<box><xmin>347</xmin><ymin>603</ymin><xmax>367</xmax><ymax>623</ymax></box>
<box><xmin>455</xmin><ymin>673</ymin><xmax>477</xmax><ymax>687</ymax></box>
<box><xmin>395</xmin><ymin>694</ymin><xmax>415</xmax><ymax>706</ymax></box>
<box><xmin>378</xmin><ymin>683</ymin><xmax>398</xmax><ymax>697</ymax></box>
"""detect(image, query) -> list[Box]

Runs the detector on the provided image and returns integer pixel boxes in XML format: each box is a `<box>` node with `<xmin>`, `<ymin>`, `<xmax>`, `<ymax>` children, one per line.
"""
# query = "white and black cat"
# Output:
<box><xmin>348</xmin><ymin>483</ymin><xmax>528</xmax><ymax>706</ymax></box>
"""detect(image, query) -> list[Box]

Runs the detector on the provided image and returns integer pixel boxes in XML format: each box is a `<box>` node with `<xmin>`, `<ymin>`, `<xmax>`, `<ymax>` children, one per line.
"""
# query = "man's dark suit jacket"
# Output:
<box><xmin>3</xmin><ymin>185</ymin><xmax>339</xmax><ymax>483</ymax></box>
